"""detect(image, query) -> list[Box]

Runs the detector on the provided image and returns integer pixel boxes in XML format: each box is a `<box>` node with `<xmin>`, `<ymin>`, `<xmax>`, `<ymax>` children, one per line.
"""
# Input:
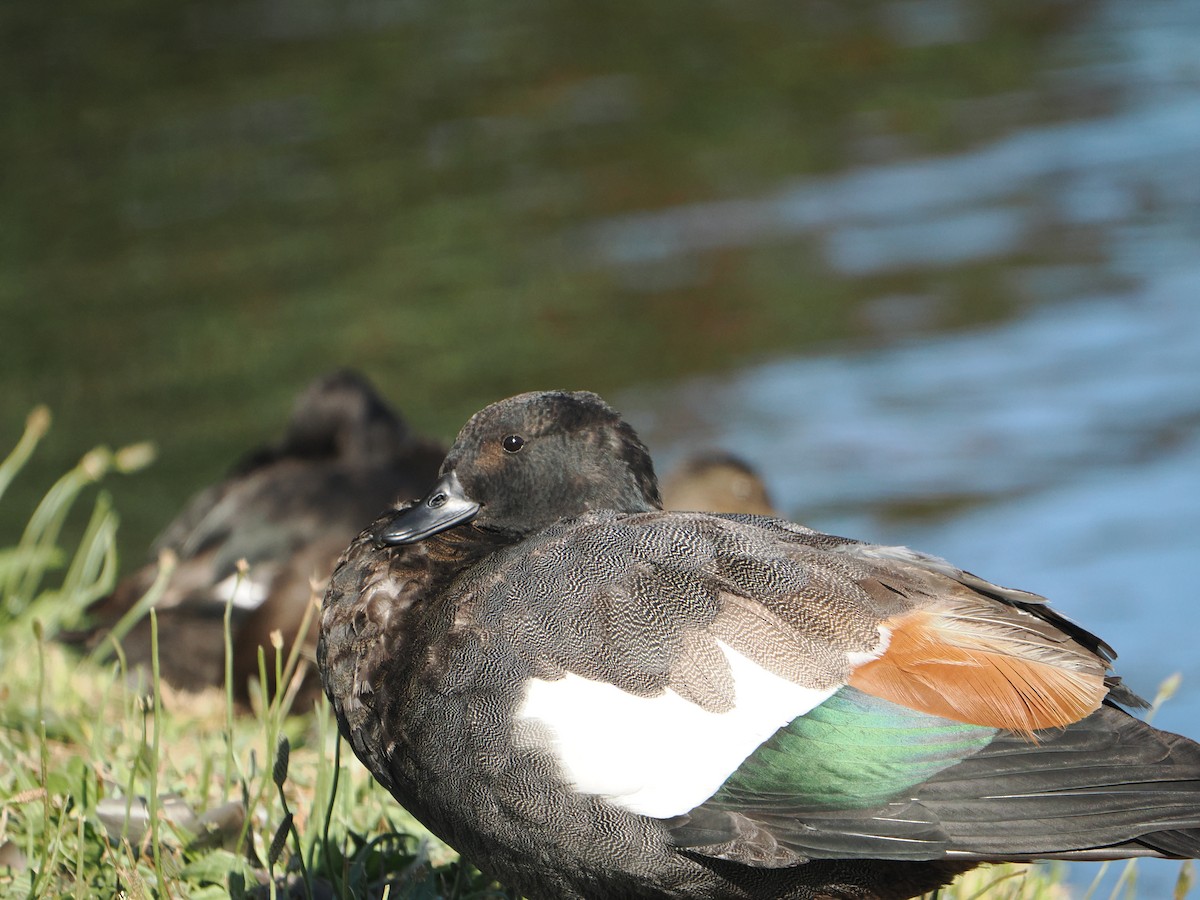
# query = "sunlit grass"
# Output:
<box><xmin>0</xmin><ymin>409</ymin><xmax>506</xmax><ymax>899</ymax></box>
<box><xmin>0</xmin><ymin>410</ymin><xmax>1191</xmax><ymax>898</ymax></box>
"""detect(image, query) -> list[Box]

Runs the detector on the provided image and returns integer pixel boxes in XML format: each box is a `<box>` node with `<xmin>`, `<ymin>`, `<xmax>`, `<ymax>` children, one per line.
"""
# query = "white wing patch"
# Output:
<box><xmin>516</xmin><ymin>640</ymin><xmax>838</xmax><ymax>818</ymax></box>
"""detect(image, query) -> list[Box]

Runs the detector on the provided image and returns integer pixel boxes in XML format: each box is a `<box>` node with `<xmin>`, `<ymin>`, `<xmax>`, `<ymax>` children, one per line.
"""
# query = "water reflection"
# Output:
<box><xmin>579</xmin><ymin>68</ymin><xmax>1200</xmax><ymax>279</ymax></box>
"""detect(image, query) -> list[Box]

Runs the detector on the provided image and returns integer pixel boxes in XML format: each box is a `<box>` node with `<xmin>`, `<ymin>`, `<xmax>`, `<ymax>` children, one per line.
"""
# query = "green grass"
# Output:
<box><xmin>0</xmin><ymin>409</ymin><xmax>509</xmax><ymax>899</ymax></box>
<box><xmin>0</xmin><ymin>410</ymin><xmax>1192</xmax><ymax>898</ymax></box>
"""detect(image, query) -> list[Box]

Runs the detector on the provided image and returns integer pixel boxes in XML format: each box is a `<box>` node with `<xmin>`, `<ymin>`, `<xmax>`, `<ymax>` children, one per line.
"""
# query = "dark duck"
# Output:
<box><xmin>79</xmin><ymin>369</ymin><xmax>443</xmax><ymax>706</ymax></box>
<box><xmin>319</xmin><ymin>390</ymin><xmax>1200</xmax><ymax>900</ymax></box>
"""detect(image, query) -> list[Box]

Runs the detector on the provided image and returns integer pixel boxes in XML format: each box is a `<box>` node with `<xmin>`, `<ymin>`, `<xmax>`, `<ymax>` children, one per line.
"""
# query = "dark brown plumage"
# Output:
<box><xmin>319</xmin><ymin>390</ymin><xmax>1200</xmax><ymax>899</ymax></box>
<box><xmin>75</xmin><ymin>370</ymin><xmax>443</xmax><ymax>706</ymax></box>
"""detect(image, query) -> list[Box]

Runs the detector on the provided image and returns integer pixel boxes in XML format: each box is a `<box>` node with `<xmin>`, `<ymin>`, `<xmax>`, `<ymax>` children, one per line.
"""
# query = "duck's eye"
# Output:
<box><xmin>502</xmin><ymin>434</ymin><xmax>525</xmax><ymax>453</ymax></box>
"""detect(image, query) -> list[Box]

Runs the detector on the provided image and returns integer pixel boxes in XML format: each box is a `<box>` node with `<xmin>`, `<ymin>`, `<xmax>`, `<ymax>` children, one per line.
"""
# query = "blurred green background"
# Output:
<box><xmin>0</xmin><ymin>0</ymin><xmax>1094</xmax><ymax>560</ymax></box>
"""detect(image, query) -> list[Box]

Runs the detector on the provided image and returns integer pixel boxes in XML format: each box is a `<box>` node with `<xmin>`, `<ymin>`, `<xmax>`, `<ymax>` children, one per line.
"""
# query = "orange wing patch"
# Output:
<box><xmin>848</xmin><ymin>605</ymin><xmax>1108</xmax><ymax>735</ymax></box>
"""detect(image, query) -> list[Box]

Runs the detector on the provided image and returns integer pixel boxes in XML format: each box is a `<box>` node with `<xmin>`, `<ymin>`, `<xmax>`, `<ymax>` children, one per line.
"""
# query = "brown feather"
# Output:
<box><xmin>669</xmin><ymin>628</ymin><xmax>737</xmax><ymax>714</ymax></box>
<box><xmin>849</xmin><ymin>607</ymin><xmax>1108</xmax><ymax>735</ymax></box>
<box><xmin>710</xmin><ymin>592</ymin><xmax>852</xmax><ymax>690</ymax></box>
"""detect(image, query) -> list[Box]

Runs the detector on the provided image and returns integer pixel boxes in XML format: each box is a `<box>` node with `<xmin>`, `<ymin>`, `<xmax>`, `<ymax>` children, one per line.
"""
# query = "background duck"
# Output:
<box><xmin>661</xmin><ymin>451</ymin><xmax>777</xmax><ymax>517</ymax></box>
<box><xmin>320</xmin><ymin>389</ymin><xmax>1200</xmax><ymax>900</ymax></box>
<box><xmin>76</xmin><ymin>369</ymin><xmax>443</xmax><ymax>707</ymax></box>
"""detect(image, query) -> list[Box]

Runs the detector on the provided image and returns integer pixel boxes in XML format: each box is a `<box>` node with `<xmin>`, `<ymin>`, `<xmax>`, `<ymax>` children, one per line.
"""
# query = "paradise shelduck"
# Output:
<box><xmin>319</xmin><ymin>390</ymin><xmax>1200</xmax><ymax>900</ymax></box>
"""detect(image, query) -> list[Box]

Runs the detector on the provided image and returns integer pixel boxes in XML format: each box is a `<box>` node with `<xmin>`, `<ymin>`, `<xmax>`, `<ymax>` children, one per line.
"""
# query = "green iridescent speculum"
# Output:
<box><xmin>714</xmin><ymin>687</ymin><xmax>997</xmax><ymax>810</ymax></box>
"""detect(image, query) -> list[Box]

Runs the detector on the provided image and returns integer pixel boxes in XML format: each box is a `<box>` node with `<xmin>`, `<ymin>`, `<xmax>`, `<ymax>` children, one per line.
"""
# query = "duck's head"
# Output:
<box><xmin>374</xmin><ymin>391</ymin><xmax>661</xmax><ymax>545</ymax></box>
<box><xmin>280</xmin><ymin>369</ymin><xmax>412</xmax><ymax>464</ymax></box>
<box><xmin>661</xmin><ymin>452</ymin><xmax>776</xmax><ymax>517</ymax></box>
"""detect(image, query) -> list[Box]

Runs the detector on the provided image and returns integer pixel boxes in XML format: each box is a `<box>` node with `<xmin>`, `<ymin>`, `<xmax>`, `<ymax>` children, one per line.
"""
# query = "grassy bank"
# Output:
<box><xmin>0</xmin><ymin>411</ymin><xmax>1191</xmax><ymax>898</ymax></box>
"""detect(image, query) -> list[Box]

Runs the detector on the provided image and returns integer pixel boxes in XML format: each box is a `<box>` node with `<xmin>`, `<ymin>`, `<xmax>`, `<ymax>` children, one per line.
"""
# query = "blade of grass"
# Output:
<box><xmin>1108</xmin><ymin>859</ymin><xmax>1138</xmax><ymax>900</ymax></box>
<box><xmin>271</xmin><ymin>736</ymin><xmax>313</xmax><ymax>900</ymax></box>
<box><xmin>1082</xmin><ymin>860</ymin><xmax>1112</xmax><ymax>900</ymax></box>
<box><xmin>1144</xmin><ymin>673</ymin><xmax>1182</xmax><ymax>726</ymax></box>
<box><xmin>25</xmin><ymin>492</ymin><xmax>120</xmax><ymax>638</ymax></box>
<box><xmin>959</xmin><ymin>865</ymin><xmax>1028</xmax><ymax>900</ymax></box>
<box><xmin>87</xmin><ymin>549</ymin><xmax>177</xmax><ymax>667</ymax></box>
<box><xmin>0</xmin><ymin>407</ymin><xmax>51</xmax><ymax>504</ymax></box>
<box><xmin>30</xmin><ymin>620</ymin><xmax>50</xmax><ymax>899</ymax></box>
<box><xmin>147</xmin><ymin>609</ymin><xmax>168</xmax><ymax>898</ymax></box>
<box><xmin>1176</xmin><ymin>860</ymin><xmax>1195</xmax><ymax>900</ymax></box>
<box><xmin>4</xmin><ymin>448</ymin><xmax>109</xmax><ymax>614</ymax></box>
<box><xmin>222</xmin><ymin>561</ymin><xmax>245</xmax><ymax>806</ymax></box>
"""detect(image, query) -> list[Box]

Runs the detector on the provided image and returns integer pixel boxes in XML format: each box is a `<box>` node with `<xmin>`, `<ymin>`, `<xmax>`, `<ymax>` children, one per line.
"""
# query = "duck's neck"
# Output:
<box><xmin>426</xmin><ymin>521</ymin><xmax>512</xmax><ymax>562</ymax></box>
